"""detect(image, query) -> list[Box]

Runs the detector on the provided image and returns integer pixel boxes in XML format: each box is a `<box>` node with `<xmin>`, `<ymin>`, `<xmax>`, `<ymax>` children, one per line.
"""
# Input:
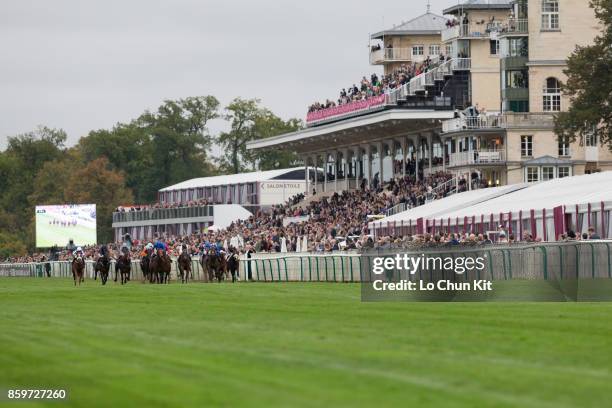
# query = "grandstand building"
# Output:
<box><xmin>111</xmin><ymin>167</ymin><xmax>309</xmax><ymax>242</ymax></box>
<box><xmin>248</xmin><ymin>0</ymin><xmax>611</xmax><ymax>191</ymax></box>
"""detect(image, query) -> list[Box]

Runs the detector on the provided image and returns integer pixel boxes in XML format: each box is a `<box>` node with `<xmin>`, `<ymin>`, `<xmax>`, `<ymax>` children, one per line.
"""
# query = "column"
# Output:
<box><xmin>442</xmin><ymin>139</ymin><xmax>446</xmax><ymax>172</ymax></box>
<box><xmin>377</xmin><ymin>141</ymin><xmax>384</xmax><ymax>186</ymax></box>
<box><xmin>401</xmin><ymin>138</ymin><xmax>407</xmax><ymax>178</ymax></box>
<box><xmin>334</xmin><ymin>151</ymin><xmax>339</xmax><ymax>192</ymax></box>
<box><xmin>304</xmin><ymin>156</ymin><xmax>309</xmax><ymax>196</ymax></box>
<box><xmin>355</xmin><ymin>147</ymin><xmax>362</xmax><ymax>186</ymax></box>
<box><xmin>324</xmin><ymin>152</ymin><xmax>328</xmax><ymax>192</ymax></box>
<box><xmin>428</xmin><ymin>133</ymin><xmax>433</xmax><ymax>176</ymax></box>
<box><xmin>313</xmin><ymin>155</ymin><xmax>318</xmax><ymax>195</ymax></box>
<box><xmin>415</xmin><ymin>137</ymin><xmax>420</xmax><ymax>181</ymax></box>
<box><xmin>389</xmin><ymin>140</ymin><xmax>396</xmax><ymax>179</ymax></box>
<box><xmin>343</xmin><ymin>148</ymin><xmax>350</xmax><ymax>191</ymax></box>
<box><xmin>366</xmin><ymin>145</ymin><xmax>373</xmax><ymax>188</ymax></box>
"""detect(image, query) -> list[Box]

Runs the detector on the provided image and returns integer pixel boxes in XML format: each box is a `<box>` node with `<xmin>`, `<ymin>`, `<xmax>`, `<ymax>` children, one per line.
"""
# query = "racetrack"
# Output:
<box><xmin>1</xmin><ymin>278</ymin><xmax>611</xmax><ymax>408</ymax></box>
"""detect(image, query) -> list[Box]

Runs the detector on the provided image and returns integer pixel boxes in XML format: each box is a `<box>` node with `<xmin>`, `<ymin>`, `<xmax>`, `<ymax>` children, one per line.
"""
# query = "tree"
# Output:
<box><xmin>0</xmin><ymin>232</ymin><xmax>27</xmax><ymax>260</ymax></box>
<box><xmin>143</xmin><ymin>96</ymin><xmax>220</xmax><ymax>187</ymax></box>
<box><xmin>248</xmin><ymin>113</ymin><xmax>302</xmax><ymax>170</ymax></box>
<box><xmin>78</xmin><ymin>96</ymin><xmax>220</xmax><ymax>202</ymax></box>
<box><xmin>217</xmin><ymin>98</ymin><xmax>302</xmax><ymax>173</ymax></box>
<box><xmin>63</xmin><ymin>157</ymin><xmax>134</xmax><ymax>244</ymax></box>
<box><xmin>217</xmin><ymin>98</ymin><xmax>262</xmax><ymax>174</ymax></box>
<box><xmin>554</xmin><ymin>0</ymin><xmax>612</xmax><ymax>150</ymax></box>
<box><xmin>0</xmin><ymin>126</ymin><xmax>67</xmax><ymax>251</ymax></box>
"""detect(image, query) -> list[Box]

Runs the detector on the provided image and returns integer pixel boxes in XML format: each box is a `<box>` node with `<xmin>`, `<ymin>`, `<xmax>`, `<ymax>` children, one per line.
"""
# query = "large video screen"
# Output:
<box><xmin>35</xmin><ymin>204</ymin><xmax>97</xmax><ymax>248</ymax></box>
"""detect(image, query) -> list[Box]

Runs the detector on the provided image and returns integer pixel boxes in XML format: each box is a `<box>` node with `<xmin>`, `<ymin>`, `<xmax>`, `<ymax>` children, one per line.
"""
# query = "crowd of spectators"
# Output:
<box><xmin>114</xmin><ymin>198</ymin><xmax>210</xmax><ymax>213</ymax></box>
<box><xmin>307</xmin><ymin>56</ymin><xmax>444</xmax><ymax>114</ymax></box>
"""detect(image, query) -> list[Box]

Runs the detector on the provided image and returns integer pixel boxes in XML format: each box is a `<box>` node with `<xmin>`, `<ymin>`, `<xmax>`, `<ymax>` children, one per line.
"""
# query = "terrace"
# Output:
<box><xmin>306</xmin><ymin>58</ymin><xmax>470</xmax><ymax>127</ymax></box>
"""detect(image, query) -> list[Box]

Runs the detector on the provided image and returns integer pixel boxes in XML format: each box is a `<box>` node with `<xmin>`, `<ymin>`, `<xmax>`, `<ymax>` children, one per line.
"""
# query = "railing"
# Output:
<box><xmin>442</xmin><ymin>115</ymin><xmax>505</xmax><ymax>133</ymax></box>
<box><xmin>501</xmin><ymin>18</ymin><xmax>529</xmax><ymax>35</ymax></box>
<box><xmin>369</xmin><ymin>47</ymin><xmax>413</xmax><ymax>64</ymax></box>
<box><xmin>449</xmin><ymin>150</ymin><xmax>506</xmax><ymax>167</ymax></box>
<box><xmin>441</xmin><ymin>23</ymin><xmax>502</xmax><ymax>42</ymax></box>
<box><xmin>451</xmin><ymin>58</ymin><xmax>471</xmax><ymax>71</ymax></box>
<box><xmin>113</xmin><ymin>205</ymin><xmax>214</xmax><ymax>224</ymax></box>
<box><xmin>306</xmin><ymin>94</ymin><xmax>388</xmax><ymax>125</ymax></box>
<box><xmin>443</xmin><ymin>113</ymin><xmax>556</xmax><ymax>133</ymax></box>
<box><xmin>441</xmin><ymin>24</ymin><xmax>465</xmax><ymax>42</ymax></box>
<box><xmin>385</xmin><ymin>202</ymin><xmax>409</xmax><ymax>217</ymax></box>
<box><xmin>4</xmin><ymin>242</ymin><xmax>612</xmax><ymax>284</ymax></box>
<box><xmin>503</xmin><ymin>112</ymin><xmax>555</xmax><ymax>129</ymax></box>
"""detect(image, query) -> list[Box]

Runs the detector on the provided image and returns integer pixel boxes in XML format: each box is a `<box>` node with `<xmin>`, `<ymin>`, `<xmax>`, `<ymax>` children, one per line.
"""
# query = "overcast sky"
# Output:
<box><xmin>0</xmin><ymin>0</ymin><xmax>457</xmax><ymax>154</ymax></box>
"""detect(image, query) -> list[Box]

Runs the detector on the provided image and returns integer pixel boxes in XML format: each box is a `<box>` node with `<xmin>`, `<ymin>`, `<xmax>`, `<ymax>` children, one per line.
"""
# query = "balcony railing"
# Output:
<box><xmin>442</xmin><ymin>22</ymin><xmax>503</xmax><ymax>42</ymax></box>
<box><xmin>305</xmin><ymin>94</ymin><xmax>388</xmax><ymax>125</ymax></box>
<box><xmin>500</xmin><ymin>18</ymin><xmax>529</xmax><ymax>35</ymax></box>
<box><xmin>112</xmin><ymin>205</ymin><xmax>214</xmax><ymax>224</ymax></box>
<box><xmin>451</xmin><ymin>58</ymin><xmax>471</xmax><ymax>71</ymax></box>
<box><xmin>449</xmin><ymin>150</ymin><xmax>506</xmax><ymax>167</ymax></box>
<box><xmin>369</xmin><ymin>47</ymin><xmax>412</xmax><ymax>64</ymax></box>
<box><xmin>442</xmin><ymin>115</ymin><xmax>505</xmax><ymax>133</ymax></box>
<box><xmin>503</xmin><ymin>112</ymin><xmax>555</xmax><ymax>129</ymax></box>
<box><xmin>442</xmin><ymin>112</ymin><xmax>556</xmax><ymax>134</ymax></box>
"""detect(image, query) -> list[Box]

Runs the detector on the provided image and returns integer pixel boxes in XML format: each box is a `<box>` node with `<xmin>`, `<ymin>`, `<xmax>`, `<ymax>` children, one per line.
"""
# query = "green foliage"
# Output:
<box><xmin>217</xmin><ymin>98</ymin><xmax>302</xmax><ymax>173</ymax></box>
<box><xmin>555</xmin><ymin>0</ymin><xmax>612</xmax><ymax>150</ymax></box>
<box><xmin>79</xmin><ymin>96</ymin><xmax>220</xmax><ymax>202</ymax></box>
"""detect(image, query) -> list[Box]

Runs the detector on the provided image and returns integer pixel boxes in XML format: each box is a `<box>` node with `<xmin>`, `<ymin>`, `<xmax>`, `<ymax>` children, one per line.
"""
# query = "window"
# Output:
<box><xmin>508</xmin><ymin>37</ymin><xmax>528</xmax><ymax>57</ymax></box>
<box><xmin>412</xmin><ymin>45</ymin><xmax>424</xmax><ymax>56</ymax></box>
<box><xmin>558</xmin><ymin>136</ymin><xmax>570</xmax><ymax>156</ymax></box>
<box><xmin>521</xmin><ymin>135</ymin><xmax>533</xmax><ymax>157</ymax></box>
<box><xmin>542</xmin><ymin>167</ymin><xmax>554</xmax><ymax>181</ymax></box>
<box><xmin>508</xmin><ymin>100</ymin><xmax>529</xmax><ymax>112</ymax></box>
<box><xmin>558</xmin><ymin>167</ymin><xmax>570</xmax><ymax>178</ymax></box>
<box><xmin>445</xmin><ymin>43</ymin><xmax>453</xmax><ymax>56</ymax></box>
<box><xmin>489</xmin><ymin>40</ymin><xmax>500</xmax><ymax>55</ymax></box>
<box><xmin>506</xmin><ymin>70</ymin><xmax>528</xmax><ymax>88</ymax></box>
<box><xmin>527</xmin><ymin>167</ymin><xmax>539</xmax><ymax>183</ymax></box>
<box><xmin>542</xmin><ymin>0</ymin><xmax>560</xmax><ymax>30</ymax></box>
<box><xmin>585</xmin><ymin>130</ymin><xmax>598</xmax><ymax>146</ymax></box>
<box><xmin>543</xmin><ymin>78</ymin><xmax>561</xmax><ymax>111</ymax></box>
<box><xmin>428</xmin><ymin>44</ymin><xmax>440</xmax><ymax>56</ymax></box>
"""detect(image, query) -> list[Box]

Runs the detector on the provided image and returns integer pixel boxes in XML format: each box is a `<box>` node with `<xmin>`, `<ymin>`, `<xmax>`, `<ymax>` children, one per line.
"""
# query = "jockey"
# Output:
<box><xmin>153</xmin><ymin>239</ymin><xmax>167</xmax><ymax>258</ymax></box>
<box><xmin>141</xmin><ymin>242</ymin><xmax>154</xmax><ymax>257</ymax></box>
<box><xmin>120</xmin><ymin>242</ymin><xmax>130</xmax><ymax>257</ymax></box>
<box><xmin>72</xmin><ymin>246</ymin><xmax>85</xmax><ymax>259</ymax></box>
<box><xmin>99</xmin><ymin>244</ymin><xmax>108</xmax><ymax>257</ymax></box>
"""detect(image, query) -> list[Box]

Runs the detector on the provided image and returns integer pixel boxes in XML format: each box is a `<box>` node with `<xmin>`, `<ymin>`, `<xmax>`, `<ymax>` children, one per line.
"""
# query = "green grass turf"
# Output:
<box><xmin>1</xmin><ymin>278</ymin><xmax>611</xmax><ymax>408</ymax></box>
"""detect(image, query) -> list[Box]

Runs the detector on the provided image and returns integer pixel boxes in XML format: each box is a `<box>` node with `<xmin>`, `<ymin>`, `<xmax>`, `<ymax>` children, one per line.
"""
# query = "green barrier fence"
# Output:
<box><xmin>2</xmin><ymin>241</ymin><xmax>612</xmax><ymax>282</ymax></box>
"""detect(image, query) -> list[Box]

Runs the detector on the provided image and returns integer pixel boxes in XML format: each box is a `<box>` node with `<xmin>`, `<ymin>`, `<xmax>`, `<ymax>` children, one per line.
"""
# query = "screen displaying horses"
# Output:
<box><xmin>35</xmin><ymin>204</ymin><xmax>97</xmax><ymax>248</ymax></box>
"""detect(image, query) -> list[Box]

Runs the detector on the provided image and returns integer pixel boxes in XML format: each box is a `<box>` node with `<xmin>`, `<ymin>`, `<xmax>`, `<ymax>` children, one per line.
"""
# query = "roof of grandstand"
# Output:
<box><xmin>374</xmin><ymin>172</ymin><xmax>612</xmax><ymax>229</ymax></box>
<box><xmin>444</xmin><ymin>0</ymin><xmax>512</xmax><ymax>14</ymax></box>
<box><xmin>371</xmin><ymin>12</ymin><xmax>448</xmax><ymax>39</ymax></box>
<box><xmin>158</xmin><ymin>167</ymin><xmax>304</xmax><ymax>192</ymax></box>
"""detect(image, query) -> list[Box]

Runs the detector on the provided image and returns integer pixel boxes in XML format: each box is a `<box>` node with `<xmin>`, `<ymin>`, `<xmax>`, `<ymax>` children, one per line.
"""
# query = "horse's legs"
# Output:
<box><xmin>94</xmin><ymin>270</ymin><xmax>97</xmax><ymax>280</ymax></box>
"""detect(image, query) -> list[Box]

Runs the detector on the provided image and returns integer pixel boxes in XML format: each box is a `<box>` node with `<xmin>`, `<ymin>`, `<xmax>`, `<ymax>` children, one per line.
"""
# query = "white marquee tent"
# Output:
<box><xmin>373</xmin><ymin>172</ymin><xmax>612</xmax><ymax>241</ymax></box>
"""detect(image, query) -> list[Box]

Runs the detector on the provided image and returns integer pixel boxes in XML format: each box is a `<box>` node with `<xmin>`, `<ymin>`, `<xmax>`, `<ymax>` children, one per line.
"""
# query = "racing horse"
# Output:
<box><xmin>177</xmin><ymin>245</ymin><xmax>192</xmax><ymax>284</ymax></box>
<box><xmin>199</xmin><ymin>249</ymin><xmax>213</xmax><ymax>282</ymax></box>
<box><xmin>72</xmin><ymin>255</ymin><xmax>85</xmax><ymax>286</ymax></box>
<box><xmin>149</xmin><ymin>249</ymin><xmax>172</xmax><ymax>284</ymax></box>
<box><xmin>227</xmin><ymin>248</ymin><xmax>239</xmax><ymax>283</ymax></box>
<box><xmin>115</xmin><ymin>251</ymin><xmax>132</xmax><ymax>285</ymax></box>
<box><xmin>140</xmin><ymin>250</ymin><xmax>152</xmax><ymax>283</ymax></box>
<box><xmin>206</xmin><ymin>248</ymin><xmax>226</xmax><ymax>282</ymax></box>
<box><xmin>94</xmin><ymin>253</ymin><xmax>111</xmax><ymax>285</ymax></box>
